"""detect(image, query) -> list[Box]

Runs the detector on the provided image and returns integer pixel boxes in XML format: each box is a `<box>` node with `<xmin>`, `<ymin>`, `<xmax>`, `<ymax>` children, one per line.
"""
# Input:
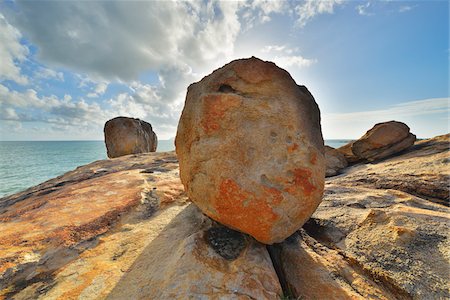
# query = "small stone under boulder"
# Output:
<box><xmin>351</xmin><ymin>121</ymin><xmax>416</xmax><ymax>162</ymax></box>
<box><xmin>104</xmin><ymin>117</ymin><xmax>157</xmax><ymax>158</ymax></box>
<box><xmin>175</xmin><ymin>57</ymin><xmax>325</xmax><ymax>244</ymax></box>
<box><xmin>325</xmin><ymin>146</ymin><xmax>348</xmax><ymax>177</ymax></box>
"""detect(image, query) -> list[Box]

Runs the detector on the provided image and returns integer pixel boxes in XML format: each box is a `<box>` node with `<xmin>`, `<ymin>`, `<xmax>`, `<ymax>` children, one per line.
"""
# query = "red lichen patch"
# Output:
<box><xmin>285</xmin><ymin>168</ymin><xmax>316</xmax><ymax>197</ymax></box>
<box><xmin>214</xmin><ymin>179</ymin><xmax>279</xmax><ymax>242</ymax></box>
<box><xmin>287</xmin><ymin>143</ymin><xmax>299</xmax><ymax>153</ymax></box>
<box><xmin>201</xmin><ymin>94</ymin><xmax>241</xmax><ymax>134</ymax></box>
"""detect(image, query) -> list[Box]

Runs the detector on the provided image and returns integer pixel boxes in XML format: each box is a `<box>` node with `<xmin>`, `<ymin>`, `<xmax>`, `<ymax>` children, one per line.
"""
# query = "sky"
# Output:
<box><xmin>0</xmin><ymin>0</ymin><xmax>448</xmax><ymax>141</ymax></box>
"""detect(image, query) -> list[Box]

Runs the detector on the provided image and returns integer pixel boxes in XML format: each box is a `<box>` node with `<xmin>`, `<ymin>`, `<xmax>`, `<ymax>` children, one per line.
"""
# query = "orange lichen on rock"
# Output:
<box><xmin>215</xmin><ymin>179</ymin><xmax>279</xmax><ymax>242</ymax></box>
<box><xmin>285</xmin><ymin>168</ymin><xmax>316</xmax><ymax>197</ymax></box>
<box><xmin>287</xmin><ymin>143</ymin><xmax>299</xmax><ymax>153</ymax></box>
<box><xmin>201</xmin><ymin>94</ymin><xmax>240</xmax><ymax>134</ymax></box>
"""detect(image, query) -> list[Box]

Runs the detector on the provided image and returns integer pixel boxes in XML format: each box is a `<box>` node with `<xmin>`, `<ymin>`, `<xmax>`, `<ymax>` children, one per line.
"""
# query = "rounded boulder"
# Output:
<box><xmin>175</xmin><ymin>57</ymin><xmax>325</xmax><ymax>244</ymax></box>
<box><xmin>104</xmin><ymin>117</ymin><xmax>157</xmax><ymax>158</ymax></box>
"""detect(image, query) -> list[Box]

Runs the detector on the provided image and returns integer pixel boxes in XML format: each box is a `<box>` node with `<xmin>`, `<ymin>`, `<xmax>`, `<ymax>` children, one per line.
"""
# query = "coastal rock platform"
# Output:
<box><xmin>0</xmin><ymin>135</ymin><xmax>448</xmax><ymax>299</ymax></box>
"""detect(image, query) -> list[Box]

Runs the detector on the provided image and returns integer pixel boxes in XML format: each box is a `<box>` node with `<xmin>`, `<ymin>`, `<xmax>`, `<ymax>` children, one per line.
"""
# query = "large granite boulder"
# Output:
<box><xmin>351</xmin><ymin>121</ymin><xmax>416</xmax><ymax>161</ymax></box>
<box><xmin>325</xmin><ymin>145</ymin><xmax>348</xmax><ymax>177</ymax></box>
<box><xmin>175</xmin><ymin>57</ymin><xmax>325</xmax><ymax>244</ymax></box>
<box><xmin>104</xmin><ymin>117</ymin><xmax>157</xmax><ymax>158</ymax></box>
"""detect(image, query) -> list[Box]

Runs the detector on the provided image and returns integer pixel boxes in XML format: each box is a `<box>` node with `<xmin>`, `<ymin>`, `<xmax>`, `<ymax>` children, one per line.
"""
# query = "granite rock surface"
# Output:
<box><xmin>175</xmin><ymin>57</ymin><xmax>325</xmax><ymax>244</ymax></box>
<box><xmin>0</xmin><ymin>134</ymin><xmax>448</xmax><ymax>299</ymax></box>
<box><xmin>104</xmin><ymin>116</ymin><xmax>157</xmax><ymax>158</ymax></box>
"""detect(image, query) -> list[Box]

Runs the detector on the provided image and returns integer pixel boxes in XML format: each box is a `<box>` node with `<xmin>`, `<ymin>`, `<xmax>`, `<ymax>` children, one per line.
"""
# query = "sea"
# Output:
<box><xmin>0</xmin><ymin>139</ymin><xmax>350</xmax><ymax>198</ymax></box>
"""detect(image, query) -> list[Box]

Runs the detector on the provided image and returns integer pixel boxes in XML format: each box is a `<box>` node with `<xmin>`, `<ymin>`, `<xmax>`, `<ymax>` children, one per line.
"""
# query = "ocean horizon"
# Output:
<box><xmin>0</xmin><ymin>139</ymin><xmax>351</xmax><ymax>198</ymax></box>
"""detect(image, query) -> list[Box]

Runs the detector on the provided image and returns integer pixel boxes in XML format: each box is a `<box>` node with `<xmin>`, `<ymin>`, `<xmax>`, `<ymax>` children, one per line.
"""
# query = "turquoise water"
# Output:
<box><xmin>0</xmin><ymin>139</ymin><xmax>349</xmax><ymax>198</ymax></box>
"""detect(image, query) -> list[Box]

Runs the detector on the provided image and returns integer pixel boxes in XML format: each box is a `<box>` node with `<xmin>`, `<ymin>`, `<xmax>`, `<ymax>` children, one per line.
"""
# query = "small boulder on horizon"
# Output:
<box><xmin>351</xmin><ymin>120</ymin><xmax>416</xmax><ymax>162</ymax></box>
<box><xmin>325</xmin><ymin>145</ymin><xmax>348</xmax><ymax>177</ymax></box>
<box><xmin>104</xmin><ymin>116</ymin><xmax>157</xmax><ymax>158</ymax></box>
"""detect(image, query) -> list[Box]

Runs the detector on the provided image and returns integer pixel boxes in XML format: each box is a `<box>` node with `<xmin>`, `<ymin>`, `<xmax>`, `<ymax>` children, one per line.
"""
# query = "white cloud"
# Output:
<box><xmin>240</xmin><ymin>0</ymin><xmax>287</xmax><ymax>29</ymax></box>
<box><xmin>8</xmin><ymin>1</ymin><xmax>242</xmax><ymax>81</ymax></box>
<box><xmin>295</xmin><ymin>0</ymin><xmax>344</xmax><ymax>27</ymax></box>
<box><xmin>87</xmin><ymin>82</ymin><xmax>108</xmax><ymax>98</ymax></box>
<box><xmin>0</xmin><ymin>83</ymin><xmax>112</xmax><ymax>128</ymax></box>
<box><xmin>0</xmin><ymin>13</ymin><xmax>29</xmax><ymax>85</ymax></box>
<box><xmin>260</xmin><ymin>44</ymin><xmax>316</xmax><ymax>69</ymax></box>
<box><xmin>356</xmin><ymin>2</ymin><xmax>374</xmax><ymax>16</ymax></box>
<box><xmin>34</xmin><ymin>66</ymin><xmax>64</xmax><ymax>81</ymax></box>
<box><xmin>262</xmin><ymin>45</ymin><xmax>288</xmax><ymax>53</ymax></box>
<box><xmin>273</xmin><ymin>55</ymin><xmax>317</xmax><ymax>68</ymax></box>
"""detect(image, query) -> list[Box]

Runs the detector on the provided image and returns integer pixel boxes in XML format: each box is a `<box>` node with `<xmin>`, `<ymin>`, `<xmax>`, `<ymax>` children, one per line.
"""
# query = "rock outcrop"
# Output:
<box><xmin>325</xmin><ymin>145</ymin><xmax>348</xmax><ymax>177</ymax></box>
<box><xmin>351</xmin><ymin>121</ymin><xmax>416</xmax><ymax>161</ymax></box>
<box><xmin>175</xmin><ymin>57</ymin><xmax>325</xmax><ymax>244</ymax></box>
<box><xmin>275</xmin><ymin>134</ymin><xmax>450</xmax><ymax>299</ymax></box>
<box><xmin>336</xmin><ymin>141</ymin><xmax>360</xmax><ymax>164</ymax></box>
<box><xmin>0</xmin><ymin>152</ymin><xmax>281</xmax><ymax>299</ymax></box>
<box><xmin>104</xmin><ymin>116</ymin><xmax>157</xmax><ymax>158</ymax></box>
<box><xmin>0</xmin><ymin>135</ymin><xmax>448</xmax><ymax>299</ymax></box>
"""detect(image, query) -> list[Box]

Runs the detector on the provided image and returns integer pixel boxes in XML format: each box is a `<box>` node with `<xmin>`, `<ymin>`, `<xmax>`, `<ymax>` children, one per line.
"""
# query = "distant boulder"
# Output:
<box><xmin>325</xmin><ymin>146</ymin><xmax>348</xmax><ymax>177</ymax></box>
<box><xmin>336</xmin><ymin>142</ymin><xmax>360</xmax><ymax>164</ymax></box>
<box><xmin>104</xmin><ymin>117</ymin><xmax>157</xmax><ymax>158</ymax></box>
<box><xmin>351</xmin><ymin>121</ymin><xmax>416</xmax><ymax>162</ymax></box>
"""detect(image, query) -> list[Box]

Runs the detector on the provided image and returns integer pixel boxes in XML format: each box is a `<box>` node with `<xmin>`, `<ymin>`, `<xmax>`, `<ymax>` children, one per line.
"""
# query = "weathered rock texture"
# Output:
<box><xmin>336</xmin><ymin>141</ymin><xmax>360</xmax><ymax>164</ymax></box>
<box><xmin>104</xmin><ymin>116</ymin><xmax>157</xmax><ymax>158</ymax></box>
<box><xmin>351</xmin><ymin>121</ymin><xmax>416</xmax><ymax>161</ymax></box>
<box><xmin>0</xmin><ymin>134</ymin><xmax>448</xmax><ymax>299</ymax></box>
<box><xmin>0</xmin><ymin>152</ymin><xmax>281</xmax><ymax>299</ymax></box>
<box><xmin>276</xmin><ymin>134</ymin><xmax>450</xmax><ymax>299</ymax></box>
<box><xmin>325</xmin><ymin>145</ymin><xmax>348</xmax><ymax>177</ymax></box>
<box><xmin>175</xmin><ymin>57</ymin><xmax>325</xmax><ymax>244</ymax></box>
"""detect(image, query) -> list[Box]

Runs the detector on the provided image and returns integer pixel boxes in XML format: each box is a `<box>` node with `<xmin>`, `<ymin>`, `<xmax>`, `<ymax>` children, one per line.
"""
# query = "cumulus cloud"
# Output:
<box><xmin>87</xmin><ymin>82</ymin><xmax>108</xmax><ymax>98</ymax></box>
<box><xmin>260</xmin><ymin>44</ymin><xmax>317</xmax><ymax>69</ymax></box>
<box><xmin>8</xmin><ymin>1</ymin><xmax>242</xmax><ymax>81</ymax></box>
<box><xmin>295</xmin><ymin>0</ymin><xmax>344</xmax><ymax>27</ymax></box>
<box><xmin>0</xmin><ymin>83</ymin><xmax>112</xmax><ymax>128</ymax></box>
<box><xmin>0</xmin><ymin>13</ymin><xmax>29</xmax><ymax>85</ymax></box>
<box><xmin>240</xmin><ymin>0</ymin><xmax>287</xmax><ymax>29</ymax></box>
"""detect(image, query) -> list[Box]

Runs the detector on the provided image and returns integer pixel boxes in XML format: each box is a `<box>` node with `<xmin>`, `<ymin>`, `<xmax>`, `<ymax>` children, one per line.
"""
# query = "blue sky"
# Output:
<box><xmin>0</xmin><ymin>0</ymin><xmax>448</xmax><ymax>140</ymax></box>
